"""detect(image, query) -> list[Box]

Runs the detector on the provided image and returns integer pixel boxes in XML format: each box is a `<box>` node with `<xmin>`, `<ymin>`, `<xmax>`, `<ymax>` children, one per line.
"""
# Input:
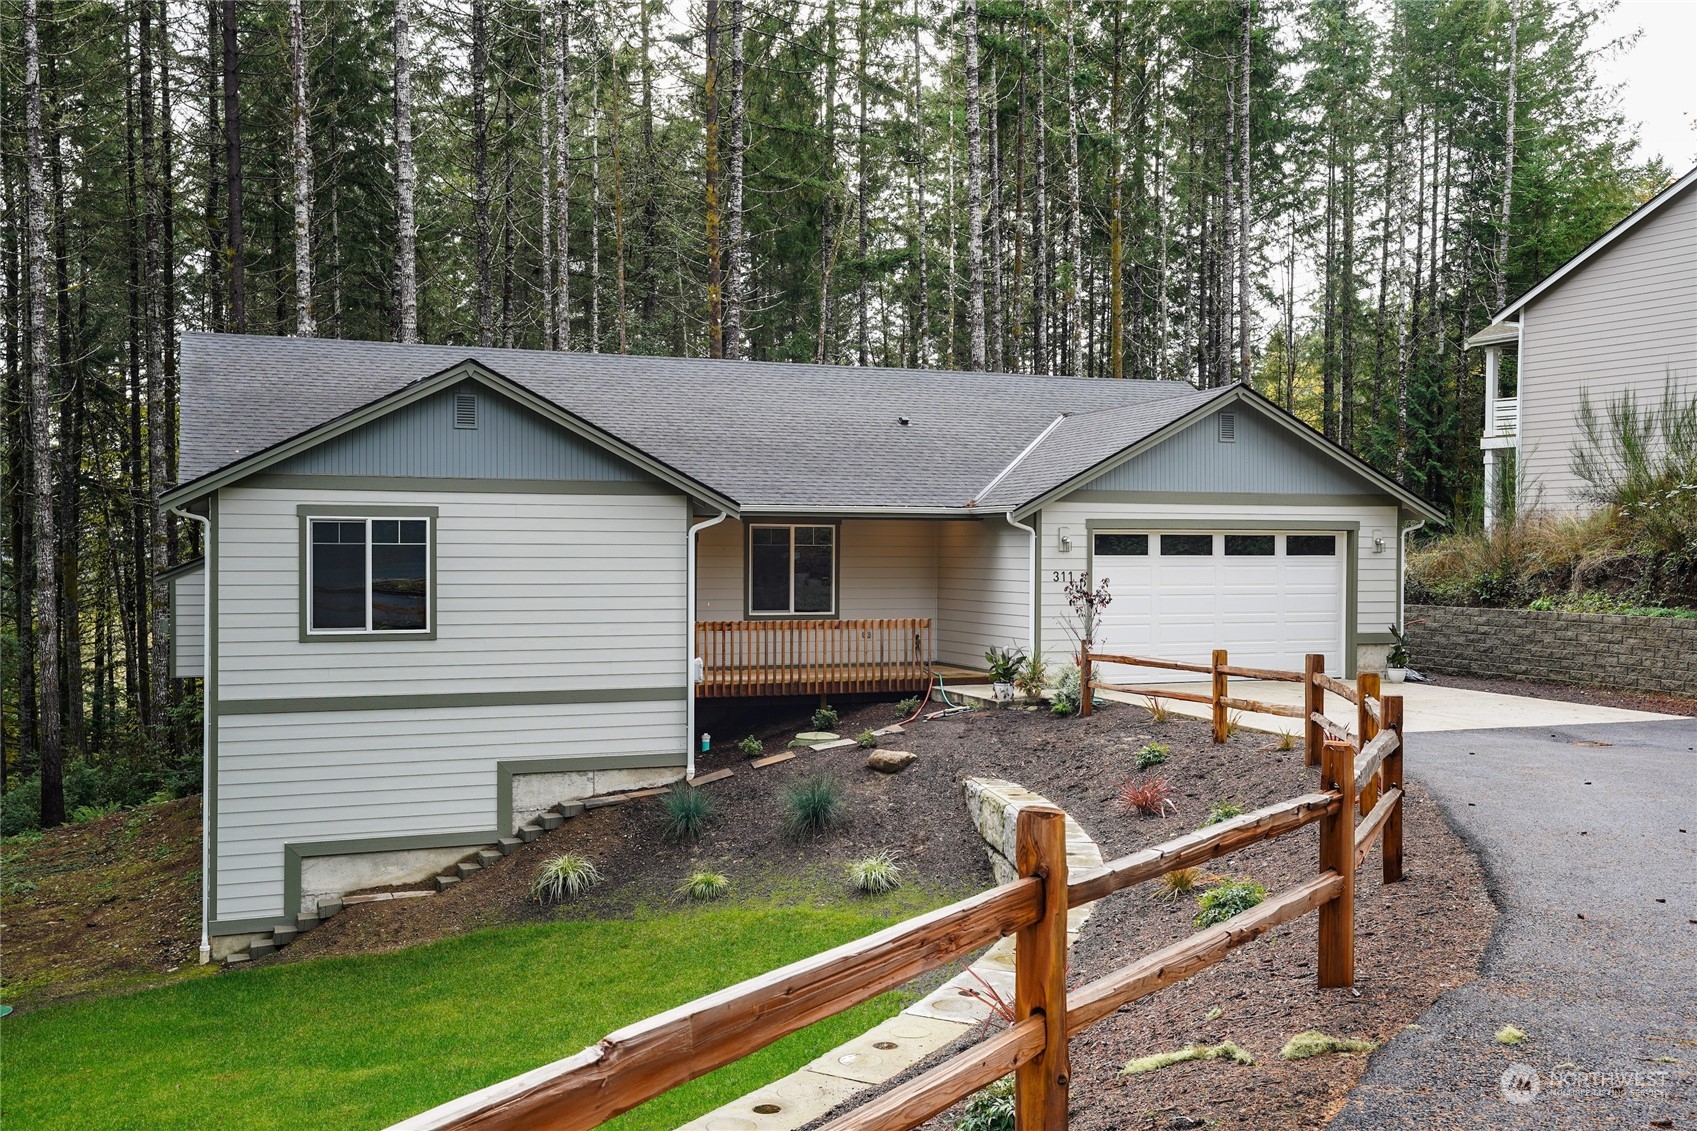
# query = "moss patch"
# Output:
<box><xmin>1121</xmin><ymin>1040</ymin><xmax>1254</xmax><ymax>1075</ymax></box>
<box><xmin>1495</xmin><ymin>1025</ymin><xmax>1528</xmax><ymax>1045</ymax></box>
<box><xmin>1279</xmin><ymin>1030</ymin><xmax>1379</xmax><ymax>1060</ymax></box>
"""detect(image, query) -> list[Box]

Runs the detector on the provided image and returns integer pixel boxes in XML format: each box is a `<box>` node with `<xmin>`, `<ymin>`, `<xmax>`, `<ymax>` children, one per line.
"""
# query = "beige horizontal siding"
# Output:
<box><xmin>696</xmin><ymin>517</ymin><xmax>940</xmax><ymax>623</ymax></box>
<box><xmin>172</xmin><ymin>567</ymin><xmax>205</xmax><ymax>678</ymax></box>
<box><xmin>1519</xmin><ymin>183</ymin><xmax>1697</xmax><ymax>509</ymax></box>
<box><xmin>935</xmin><ymin>519</ymin><xmax>1030</xmax><ymax>667</ymax></box>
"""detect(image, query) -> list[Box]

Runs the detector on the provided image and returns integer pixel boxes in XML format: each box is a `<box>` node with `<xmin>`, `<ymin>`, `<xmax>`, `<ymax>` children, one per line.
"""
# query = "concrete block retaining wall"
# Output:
<box><xmin>1407</xmin><ymin>603</ymin><xmax>1697</xmax><ymax>696</ymax></box>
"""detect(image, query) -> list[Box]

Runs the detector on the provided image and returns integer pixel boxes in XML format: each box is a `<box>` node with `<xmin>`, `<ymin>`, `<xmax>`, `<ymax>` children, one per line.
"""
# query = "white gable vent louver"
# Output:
<box><xmin>1218</xmin><ymin>411</ymin><xmax>1236</xmax><ymax>443</ymax></box>
<box><xmin>454</xmin><ymin>392</ymin><xmax>478</xmax><ymax>429</ymax></box>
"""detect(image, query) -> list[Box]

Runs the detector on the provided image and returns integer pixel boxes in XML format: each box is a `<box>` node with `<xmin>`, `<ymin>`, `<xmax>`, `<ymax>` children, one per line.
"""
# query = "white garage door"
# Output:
<box><xmin>1089</xmin><ymin>530</ymin><xmax>1345</xmax><ymax>683</ymax></box>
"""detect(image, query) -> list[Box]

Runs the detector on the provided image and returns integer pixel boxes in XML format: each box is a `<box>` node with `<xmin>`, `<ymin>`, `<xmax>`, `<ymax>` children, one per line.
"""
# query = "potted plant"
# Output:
<box><xmin>1385</xmin><ymin>624</ymin><xmax>1410</xmax><ymax>683</ymax></box>
<box><xmin>984</xmin><ymin>645</ymin><xmax>1028</xmax><ymax>702</ymax></box>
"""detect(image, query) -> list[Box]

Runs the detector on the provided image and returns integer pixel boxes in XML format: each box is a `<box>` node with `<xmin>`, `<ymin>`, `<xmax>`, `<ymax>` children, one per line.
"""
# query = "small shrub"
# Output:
<box><xmin>1121</xmin><ymin>1041</ymin><xmax>1253</xmax><ymax>1075</ymax></box>
<box><xmin>847</xmin><ymin>850</ymin><xmax>904</xmax><ymax>894</ymax></box>
<box><xmin>1276</xmin><ymin>730</ymin><xmax>1296</xmax><ymax>752</ymax></box>
<box><xmin>1194</xmin><ymin>878</ymin><xmax>1267</xmax><ymax>928</ymax></box>
<box><xmin>1144</xmin><ymin>696</ymin><xmax>1169</xmax><ymax>723</ymax></box>
<box><xmin>1204</xmin><ymin>801</ymin><xmax>1246</xmax><ymax>826</ymax></box>
<box><xmin>895</xmin><ymin>696</ymin><xmax>922</xmax><ymax>718</ymax></box>
<box><xmin>530</xmin><ymin>853</ymin><xmax>602</xmax><ymax>904</ymax></box>
<box><xmin>1224</xmin><ymin>711</ymin><xmax>1244</xmax><ymax>738</ymax></box>
<box><xmin>660</xmin><ymin>781</ymin><xmax>714</xmax><ymax>843</ymax></box>
<box><xmin>1154</xmin><ymin>867</ymin><xmax>1203</xmax><ymax>902</ymax></box>
<box><xmin>1013</xmin><ymin>656</ymin><xmax>1048</xmax><ymax>699</ymax></box>
<box><xmin>1119</xmin><ymin>776</ymin><xmax>1177</xmax><ymax>818</ymax></box>
<box><xmin>70</xmin><ymin>801</ymin><xmax>123</xmax><ymax>824</ymax></box>
<box><xmin>1134</xmin><ymin>742</ymin><xmax>1170</xmax><ymax>770</ymax></box>
<box><xmin>784</xmin><ymin>774</ymin><xmax>846</xmax><ymax>837</ymax></box>
<box><xmin>736</xmin><ymin>735</ymin><xmax>763</xmax><ymax>758</ymax></box>
<box><xmin>954</xmin><ymin>1076</ymin><xmax>1014</xmax><ymax>1131</ymax></box>
<box><xmin>811</xmin><ymin>704</ymin><xmax>840</xmax><ymax>730</ymax></box>
<box><xmin>1495</xmin><ymin>1024</ymin><xmax>1527</xmax><ymax>1046</ymax></box>
<box><xmin>678</xmin><ymin>870</ymin><xmax>730</xmax><ymax>902</ymax></box>
<box><xmin>1049</xmin><ymin>665</ymin><xmax>1084</xmax><ymax>715</ymax></box>
<box><xmin>1280</xmin><ymin>1031</ymin><xmax>1378</xmax><ymax>1060</ymax></box>
<box><xmin>856</xmin><ymin>729</ymin><xmax>879</xmax><ymax>749</ymax></box>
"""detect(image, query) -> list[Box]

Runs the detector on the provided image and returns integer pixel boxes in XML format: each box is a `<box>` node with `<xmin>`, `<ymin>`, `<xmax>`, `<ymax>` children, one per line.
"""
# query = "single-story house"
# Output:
<box><xmin>164</xmin><ymin>333</ymin><xmax>1441</xmax><ymax>957</ymax></box>
<box><xmin>1467</xmin><ymin>164</ymin><xmax>1697</xmax><ymax>529</ymax></box>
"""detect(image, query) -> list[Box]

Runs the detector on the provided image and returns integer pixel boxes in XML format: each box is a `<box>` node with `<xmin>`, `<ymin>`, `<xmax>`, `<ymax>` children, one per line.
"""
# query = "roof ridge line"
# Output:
<box><xmin>971</xmin><ymin>414</ymin><xmax>1069</xmax><ymax>507</ymax></box>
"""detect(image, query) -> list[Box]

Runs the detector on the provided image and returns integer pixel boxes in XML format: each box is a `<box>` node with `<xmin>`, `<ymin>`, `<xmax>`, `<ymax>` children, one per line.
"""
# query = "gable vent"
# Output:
<box><xmin>454</xmin><ymin>393</ymin><xmax>478</xmax><ymax>430</ymax></box>
<box><xmin>1218</xmin><ymin>411</ymin><xmax>1237</xmax><ymax>443</ymax></box>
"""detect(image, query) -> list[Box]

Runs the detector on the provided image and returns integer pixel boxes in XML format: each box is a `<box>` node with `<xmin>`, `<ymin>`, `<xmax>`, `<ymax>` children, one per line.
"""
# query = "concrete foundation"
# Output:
<box><xmin>210</xmin><ymin>931</ymin><xmax>269</xmax><ymax>961</ymax></box>
<box><xmin>509</xmin><ymin>765</ymin><xmax>683</xmax><ymax>832</ymax></box>
<box><xmin>1356</xmin><ymin>643</ymin><xmax>1391</xmax><ymax>675</ymax></box>
<box><xmin>299</xmin><ymin>846</ymin><xmax>476</xmax><ymax>917</ymax></box>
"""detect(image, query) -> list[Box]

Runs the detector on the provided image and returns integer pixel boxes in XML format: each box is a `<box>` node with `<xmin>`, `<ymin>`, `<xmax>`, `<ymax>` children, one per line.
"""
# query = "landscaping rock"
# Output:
<box><xmin>866</xmin><ymin>750</ymin><xmax>918</xmax><ymax>774</ymax></box>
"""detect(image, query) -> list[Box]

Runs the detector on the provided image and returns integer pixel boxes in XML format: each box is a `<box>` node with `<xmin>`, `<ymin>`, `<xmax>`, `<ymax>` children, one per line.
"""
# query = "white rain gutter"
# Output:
<box><xmin>686</xmin><ymin>510</ymin><xmax>729</xmax><ymax>780</ymax></box>
<box><xmin>975</xmin><ymin>415</ymin><xmax>1067</xmax><ymax>505</ymax></box>
<box><xmin>1397</xmin><ymin>517</ymin><xmax>1426</xmax><ymax>632</ymax></box>
<box><xmin>1004</xmin><ymin>512</ymin><xmax>1039</xmax><ymax>656</ymax></box>
<box><xmin>169</xmin><ymin>504</ymin><xmax>214</xmax><ymax>967</ymax></box>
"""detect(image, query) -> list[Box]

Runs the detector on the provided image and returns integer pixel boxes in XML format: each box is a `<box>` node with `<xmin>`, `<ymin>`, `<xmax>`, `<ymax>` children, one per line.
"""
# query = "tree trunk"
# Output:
<box><xmin>724</xmin><ymin>0</ymin><xmax>746</xmax><ymax>359</ymax></box>
<box><xmin>964</xmin><ymin>0</ymin><xmax>985</xmax><ymax>370</ymax></box>
<box><xmin>221</xmin><ymin>0</ymin><xmax>244</xmax><ymax>332</ymax></box>
<box><xmin>1237</xmin><ymin>0</ymin><xmax>1251</xmax><ymax>385</ymax></box>
<box><xmin>1108</xmin><ymin>2</ymin><xmax>1123</xmax><ymax>379</ymax></box>
<box><xmin>290</xmin><ymin>0</ymin><xmax>314</xmax><ymax>336</ymax></box>
<box><xmin>911</xmin><ymin>0</ymin><xmax>926</xmax><ymax>366</ymax></box>
<box><xmin>394</xmin><ymin>0</ymin><xmax>417</xmax><ymax>342</ymax></box>
<box><xmin>590</xmin><ymin>49</ymin><xmax>602</xmax><ymax>353</ymax></box>
<box><xmin>24</xmin><ymin>0</ymin><xmax>64</xmax><ymax>827</ymax></box>
<box><xmin>1032</xmin><ymin>32</ymin><xmax>1046</xmax><ymax>374</ymax></box>
<box><xmin>987</xmin><ymin>66</ymin><xmax>1002</xmax><ymax>371</ymax></box>
<box><xmin>1065</xmin><ymin>0</ymin><xmax>1082</xmax><ymax>375</ymax></box>
<box><xmin>205</xmin><ymin>0</ymin><xmax>224</xmax><ymax>330</ymax></box>
<box><xmin>540</xmin><ymin>5</ymin><xmax>556</xmax><ymax>347</ymax></box>
<box><xmin>472</xmin><ymin>0</ymin><xmax>493</xmax><ymax>344</ymax></box>
<box><xmin>704</xmin><ymin>0</ymin><xmax>723</xmax><ymax>357</ymax></box>
<box><xmin>611</xmin><ymin>30</ymin><xmax>629</xmax><ymax>354</ymax></box>
<box><xmin>855</xmin><ymin>0</ymin><xmax>870</xmax><ymax>367</ymax></box>
<box><xmin>142</xmin><ymin>0</ymin><xmax>168</xmax><ymax>732</ymax></box>
<box><xmin>1496</xmin><ymin>0</ymin><xmax>1518</xmax><ymax>310</ymax></box>
<box><xmin>554</xmin><ymin>0</ymin><xmax>572</xmax><ymax>348</ymax></box>
<box><xmin>815</xmin><ymin>0</ymin><xmax>838</xmax><ymax>364</ymax></box>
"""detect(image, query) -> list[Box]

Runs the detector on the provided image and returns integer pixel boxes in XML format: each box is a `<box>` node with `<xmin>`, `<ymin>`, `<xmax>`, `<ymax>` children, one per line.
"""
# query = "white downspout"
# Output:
<box><xmin>1004</xmin><ymin>512</ymin><xmax>1039</xmax><ymax>657</ymax></box>
<box><xmin>1398</xmin><ymin>517</ymin><xmax>1425</xmax><ymax>632</ymax></box>
<box><xmin>686</xmin><ymin>510</ymin><xmax>729</xmax><ymax>780</ymax></box>
<box><xmin>170</xmin><ymin>504</ymin><xmax>214</xmax><ymax>966</ymax></box>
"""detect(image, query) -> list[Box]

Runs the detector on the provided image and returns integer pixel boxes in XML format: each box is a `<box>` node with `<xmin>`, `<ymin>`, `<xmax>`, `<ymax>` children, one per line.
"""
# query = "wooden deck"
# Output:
<box><xmin>695</xmin><ymin>618</ymin><xmax>937</xmax><ymax>698</ymax></box>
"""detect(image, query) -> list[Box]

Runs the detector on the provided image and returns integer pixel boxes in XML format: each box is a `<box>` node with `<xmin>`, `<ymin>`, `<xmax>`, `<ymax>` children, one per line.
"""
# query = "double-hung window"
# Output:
<box><xmin>749</xmin><ymin>524</ymin><xmax>836</xmax><ymax>616</ymax></box>
<box><xmin>304</xmin><ymin>513</ymin><xmax>434</xmax><ymax>635</ymax></box>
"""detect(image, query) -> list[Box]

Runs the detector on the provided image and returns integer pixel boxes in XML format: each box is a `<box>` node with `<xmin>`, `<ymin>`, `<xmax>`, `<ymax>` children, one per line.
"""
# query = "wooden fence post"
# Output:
<box><xmin>1317</xmin><ymin>737</ymin><xmax>1356</xmax><ymax>988</ymax></box>
<box><xmin>1014</xmin><ymin>806</ymin><xmax>1069</xmax><ymax>1131</ymax></box>
<box><xmin>1303</xmin><ymin>654</ymin><xmax>1325</xmax><ymax>767</ymax></box>
<box><xmin>1210</xmin><ymin>649</ymin><xmax>1228</xmax><ymax>744</ymax></box>
<box><xmin>1356</xmin><ymin>672</ymin><xmax>1381</xmax><ymax>816</ymax></box>
<box><xmin>1078</xmin><ymin>647</ymin><xmax>1092</xmax><ymax>718</ymax></box>
<box><xmin>1382</xmin><ymin>694</ymin><xmax>1405</xmax><ymax>884</ymax></box>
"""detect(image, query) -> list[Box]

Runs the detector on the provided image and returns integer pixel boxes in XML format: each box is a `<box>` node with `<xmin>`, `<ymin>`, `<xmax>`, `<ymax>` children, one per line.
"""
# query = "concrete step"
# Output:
<box><xmin>538</xmin><ymin>812</ymin><xmax>564</xmax><ymax>831</ymax></box>
<box><xmin>315</xmin><ymin>897</ymin><xmax>343</xmax><ymax>920</ymax></box>
<box><xmin>270</xmin><ymin>925</ymin><xmax>298</xmax><ymax>948</ymax></box>
<box><xmin>223</xmin><ymin>952</ymin><xmax>250</xmax><ymax>966</ymax></box>
<box><xmin>476</xmin><ymin>848</ymin><xmax>503</xmax><ymax>867</ymax></box>
<box><xmin>294</xmin><ymin>914</ymin><xmax>321</xmax><ymax>934</ymax></box>
<box><xmin>247</xmin><ymin>940</ymin><xmax>276</xmax><ymax>959</ymax></box>
<box><xmin>555</xmin><ymin>800</ymin><xmax>586</xmax><ymax>819</ymax></box>
<box><xmin>456</xmin><ymin>861</ymin><xmax>482</xmax><ymax>878</ymax></box>
<box><xmin>435</xmin><ymin>874</ymin><xmax>460</xmax><ymax>892</ymax></box>
<box><xmin>515</xmin><ymin>826</ymin><xmax>541</xmax><ymax>844</ymax></box>
<box><xmin>498</xmin><ymin>835</ymin><xmax>525</xmax><ymax>854</ymax></box>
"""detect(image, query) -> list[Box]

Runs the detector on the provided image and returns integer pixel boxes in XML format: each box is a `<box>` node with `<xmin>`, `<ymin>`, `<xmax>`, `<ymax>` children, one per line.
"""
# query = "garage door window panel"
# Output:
<box><xmin>1160</xmin><ymin>533</ymin><xmax>1214</xmax><ymax>556</ymax></box>
<box><xmin>1286</xmin><ymin>534</ymin><xmax>1338</xmax><ymax>556</ymax></box>
<box><xmin>1224</xmin><ymin>534</ymin><xmax>1275</xmax><ymax>556</ymax></box>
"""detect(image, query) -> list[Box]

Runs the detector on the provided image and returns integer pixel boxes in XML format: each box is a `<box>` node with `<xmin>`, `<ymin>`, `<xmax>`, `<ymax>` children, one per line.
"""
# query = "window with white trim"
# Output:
<box><xmin>308</xmin><ymin>517</ymin><xmax>431</xmax><ymax>632</ymax></box>
<box><xmin>749</xmin><ymin>524</ymin><xmax>836</xmax><ymax>615</ymax></box>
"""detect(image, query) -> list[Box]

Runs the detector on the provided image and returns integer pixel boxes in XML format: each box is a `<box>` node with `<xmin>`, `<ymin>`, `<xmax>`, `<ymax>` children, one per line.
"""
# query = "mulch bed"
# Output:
<box><xmin>1420</xmin><ymin>672</ymin><xmax>1697</xmax><ymax>717</ymax></box>
<box><xmin>286</xmin><ymin>695</ymin><xmax>1494</xmax><ymax>1130</ymax></box>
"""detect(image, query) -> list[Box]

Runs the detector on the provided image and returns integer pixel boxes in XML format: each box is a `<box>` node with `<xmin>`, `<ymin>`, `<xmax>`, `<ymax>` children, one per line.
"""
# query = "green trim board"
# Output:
<box><xmin>221</xmin><ymin>685</ymin><xmax>689</xmax><ymax>715</ymax></box>
<box><xmin>741</xmin><ymin>518</ymin><xmax>844</xmax><ymax>620</ymax></box>
<box><xmin>279</xmin><ymin>832</ymin><xmax>501</xmax><ymax>929</ymax></box>
<box><xmin>1030</xmin><ymin>510</ymin><xmax>1043</xmax><ymax>658</ymax></box>
<box><xmin>161</xmin><ymin>359</ymin><xmax>739</xmax><ymax>514</ymax></box>
<box><xmin>207</xmin><ymin>493</ymin><xmax>221</xmax><ymax>925</ymax></box>
<box><xmin>246</xmin><ymin>474</ymin><xmax>679</xmax><ymax>495</ymax></box>
<box><xmin>1064</xmin><ymin>490</ymin><xmax>1403</xmax><ymax>508</ymax></box>
<box><xmin>1079</xmin><ymin>518</ymin><xmax>1362</xmax><ymax>678</ymax></box>
<box><xmin>296</xmin><ymin>505</ymin><xmax>440</xmax><ymax>642</ymax></box>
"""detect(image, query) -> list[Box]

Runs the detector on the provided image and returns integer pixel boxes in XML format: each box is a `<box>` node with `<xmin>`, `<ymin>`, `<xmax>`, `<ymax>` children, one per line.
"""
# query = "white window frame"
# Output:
<box><xmin>305</xmin><ymin>515</ymin><xmax>434</xmax><ymax>636</ymax></box>
<box><xmin>747</xmin><ymin>522</ymin><xmax>838</xmax><ymax>617</ymax></box>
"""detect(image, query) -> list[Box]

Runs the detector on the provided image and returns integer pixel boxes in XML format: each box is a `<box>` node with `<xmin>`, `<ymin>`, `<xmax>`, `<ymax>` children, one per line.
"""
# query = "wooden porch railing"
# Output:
<box><xmin>694</xmin><ymin>618</ymin><xmax>933</xmax><ymax>698</ymax></box>
<box><xmin>384</xmin><ymin>682</ymin><xmax>1409</xmax><ymax>1131</ymax></box>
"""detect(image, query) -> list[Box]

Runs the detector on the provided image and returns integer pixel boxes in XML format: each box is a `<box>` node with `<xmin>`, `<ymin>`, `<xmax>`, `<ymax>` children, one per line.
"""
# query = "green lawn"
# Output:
<box><xmin>2</xmin><ymin>902</ymin><xmax>926</xmax><ymax>1131</ymax></box>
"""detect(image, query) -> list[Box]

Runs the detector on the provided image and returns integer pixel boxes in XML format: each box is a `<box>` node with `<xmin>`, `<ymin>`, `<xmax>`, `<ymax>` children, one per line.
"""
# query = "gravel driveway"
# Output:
<box><xmin>1331</xmin><ymin>719</ymin><xmax>1697</xmax><ymax>1129</ymax></box>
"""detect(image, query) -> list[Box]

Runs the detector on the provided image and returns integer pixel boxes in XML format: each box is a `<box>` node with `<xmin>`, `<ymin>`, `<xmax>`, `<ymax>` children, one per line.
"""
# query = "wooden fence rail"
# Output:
<box><xmin>694</xmin><ymin>618</ymin><xmax>933</xmax><ymax>698</ymax></box>
<box><xmin>387</xmin><ymin>676</ymin><xmax>1409</xmax><ymax>1131</ymax></box>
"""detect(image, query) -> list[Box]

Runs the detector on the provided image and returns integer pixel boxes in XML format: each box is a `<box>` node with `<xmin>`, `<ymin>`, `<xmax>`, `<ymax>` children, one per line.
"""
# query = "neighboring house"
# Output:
<box><xmin>164</xmin><ymin>333</ymin><xmax>1440</xmax><ymax>956</ymax></box>
<box><xmin>1467</xmin><ymin>165</ymin><xmax>1697</xmax><ymax>529</ymax></box>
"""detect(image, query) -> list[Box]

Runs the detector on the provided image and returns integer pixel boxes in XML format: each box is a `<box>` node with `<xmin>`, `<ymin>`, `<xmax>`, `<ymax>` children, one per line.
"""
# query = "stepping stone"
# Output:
<box><xmin>515</xmin><ymin>826</ymin><xmax>541</xmax><ymax>844</ymax></box>
<box><xmin>435</xmin><ymin>874</ymin><xmax>460</xmax><ymax>892</ymax></box>
<box><xmin>538</xmin><ymin>812</ymin><xmax>564</xmax><ymax>831</ymax></box>
<box><xmin>867</xmin><ymin>750</ymin><xmax>918</xmax><ymax>774</ymax></box>
<box><xmin>476</xmin><ymin>848</ymin><xmax>503</xmax><ymax>867</ymax></box>
<box><xmin>584</xmin><ymin>794</ymin><xmax>630</xmax><ymax>809</ymax></box>
<box><xmin>456</xmin><ymin>861</ymin><xmax>482</xmax><ymax>878</ymax></box>
<box><xmin>872</xmin><ymin>725</ymin><xmax>906</xmax><ymax>736</ymax></box>
<box><xmin>795</xmin><ymin>731</ymin><xmax>840</xmax><ymax>743</ymax></box>
<box><xmin>222</xmin><ymin>953</ymin><xmax>250</xmax><ymax>966</ymax></box>
<box><xmin>751</xmin><ymin>752</ymin><xmax>796</xmax><ymax>768</ymax></box>
<box><xmin>689</xmin><ymin>768</ymin><xmax>733</xmax><ymax>786</ymax></box>
<box><xmin>555</xmin><ymin>800</ymin><xmax>586</xmax><ymax>818</ymax></box>
<box><xmin>812</xmin><ymin>738</ymin><xmax>859</xmax><ymax>751</ymax></box>
<box><xmin>315</xmin><ymin>897</ymin><xmax>343</xmax><ymax>920</ymax></box>
<box><xmin>247</xmin><ymin>939</ymin><xmax>276</xmax><ymax>959</ymax></box>
<box><xmin>294</xmin><ymin>914</ymin><xmax>320</xmax><ymax>933</ymax></box>
<box><xmin>500</xmin><ymin>835</ymin><xmax>526</xmax><ymax>853</ymax></box>
<box><xmin>624</xmin><ymin>787</ymin><xmax>668</xmax><ymax>801</ymax></box>
<box><xmin>270</xmin><ymin>925</ymin><xmax>298</xmax><ymax>948</ymax></box>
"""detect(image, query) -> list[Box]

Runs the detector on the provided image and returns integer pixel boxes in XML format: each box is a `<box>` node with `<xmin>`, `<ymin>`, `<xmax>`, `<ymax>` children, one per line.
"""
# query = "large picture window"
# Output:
<box><xmin>749</xmin><ymin>524</ymin><xmax>836</xmax><ymax>615</ymax></box>
<box><xmin>306</xmin><ymin>515</ymin><xmax>432</xmax><ymax>634</ymax></box>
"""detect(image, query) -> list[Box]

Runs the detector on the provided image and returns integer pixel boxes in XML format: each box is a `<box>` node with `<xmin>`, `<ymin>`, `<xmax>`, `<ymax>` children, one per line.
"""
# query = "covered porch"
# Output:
<box><xmin>694</xmin><ymin>618</ymin><xmax>989</xmax><ymax>698</ymax></box>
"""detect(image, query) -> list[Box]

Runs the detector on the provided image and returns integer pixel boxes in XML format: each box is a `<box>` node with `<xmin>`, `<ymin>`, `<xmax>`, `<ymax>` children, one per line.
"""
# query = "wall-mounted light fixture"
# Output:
<box><xmin>1372</xmin><ymin>529</ymin><xmax>1387</xmax><ymax>554</ymax></box>
<box><xmin>1057</xmin><ymin>527</ymin><xmax>1073</xmax><ymax>553</ymax></box>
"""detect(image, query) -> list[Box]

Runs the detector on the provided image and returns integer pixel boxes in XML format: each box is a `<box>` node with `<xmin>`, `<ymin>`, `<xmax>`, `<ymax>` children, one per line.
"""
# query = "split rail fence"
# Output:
<box><xmin>388</xmin><ymin>652</ymin><xmax>1406</xmax><ymax>1131</ymax></box>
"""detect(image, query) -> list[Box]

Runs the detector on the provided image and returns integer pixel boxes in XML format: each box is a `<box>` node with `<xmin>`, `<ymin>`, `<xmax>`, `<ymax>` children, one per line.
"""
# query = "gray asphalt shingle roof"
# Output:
<box><xmin>178</xmin><ymin>333</ymin><xmax>1225</xmax><ymax>510</ymax></box>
